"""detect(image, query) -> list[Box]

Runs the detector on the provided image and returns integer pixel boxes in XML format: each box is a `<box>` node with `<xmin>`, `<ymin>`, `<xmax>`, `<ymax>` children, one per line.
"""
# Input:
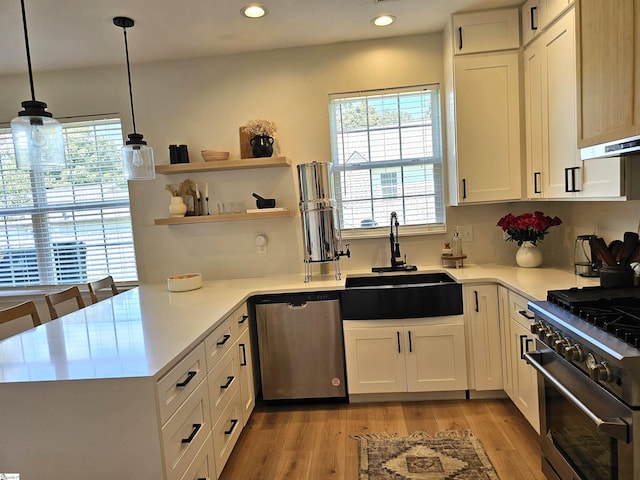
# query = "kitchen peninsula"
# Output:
<box><xmin>0</xmin><ymin>265</ymin><xmax>598</xmax><ymax>479</ymax></box>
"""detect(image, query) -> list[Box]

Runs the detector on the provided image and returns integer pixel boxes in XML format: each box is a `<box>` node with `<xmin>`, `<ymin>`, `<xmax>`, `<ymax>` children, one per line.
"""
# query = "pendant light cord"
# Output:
<box><xmin>122</xmin><ymin>27</ymin><xmax>138</xmax><ymax>135</ymax></box>
<box><xmin>20</xmin><ymin>0</ymin><xmax>36</xmax><ymax>102</ymax></box>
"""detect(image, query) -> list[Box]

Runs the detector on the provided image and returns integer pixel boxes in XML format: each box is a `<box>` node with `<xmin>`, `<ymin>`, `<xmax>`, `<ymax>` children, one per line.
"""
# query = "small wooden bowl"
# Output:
<box><xmin>201</xmin><ymin>150</ymin><xmax>229</xmax><ymax>162</ymax></box>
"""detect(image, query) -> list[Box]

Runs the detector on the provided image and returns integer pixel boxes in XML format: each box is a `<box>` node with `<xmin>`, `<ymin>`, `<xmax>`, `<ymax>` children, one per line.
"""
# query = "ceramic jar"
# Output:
<box><xmin>516</xmin><ymin>241</ymin><xmax>543</xmax><ymax>268</ymax></box>
<box><xmin>169</xmin><ymin>196</ymin><xmax>187</xmax><ymax>217</ymax></box>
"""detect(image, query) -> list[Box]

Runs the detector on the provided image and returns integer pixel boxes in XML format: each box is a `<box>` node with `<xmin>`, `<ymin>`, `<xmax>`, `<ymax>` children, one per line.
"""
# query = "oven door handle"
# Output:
<box><xmin>524</xmin><ymin>350</ymin><xmax>630</xmax><ymax>442</ymax></box>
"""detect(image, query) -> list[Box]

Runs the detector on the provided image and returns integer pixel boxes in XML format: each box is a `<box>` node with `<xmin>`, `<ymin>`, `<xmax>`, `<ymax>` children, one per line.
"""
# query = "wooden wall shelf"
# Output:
<box><xmin>154</xmin><ymin>209</ymin><xmax>294</xmax><ymax>225</ymax></box>
<box><xmin>155</xmin><ymin>157</ymin><xmax>290</xmax><ymax>174</ymax></box>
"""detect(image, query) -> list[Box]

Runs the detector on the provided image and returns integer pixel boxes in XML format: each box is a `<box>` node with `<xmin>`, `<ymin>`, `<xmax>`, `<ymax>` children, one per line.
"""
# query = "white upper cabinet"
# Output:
<box><xmin>452</xmin><ymin>9</ymin><xmax>520</xmax><ymax>55</ymax></box>
<box><xmin>450</xmin><ymin>51</ymin><xmax>524</xmax><ymax>203</ymax></box>
<box><xmin>523</xmin><ymin>6</ymin><xmax>629</xmax><ymax>199</ymax></box>
<box><xmin>541</xmin><ymin>0</ymin><xmax>574</xmax><ymax>28</ymax></box>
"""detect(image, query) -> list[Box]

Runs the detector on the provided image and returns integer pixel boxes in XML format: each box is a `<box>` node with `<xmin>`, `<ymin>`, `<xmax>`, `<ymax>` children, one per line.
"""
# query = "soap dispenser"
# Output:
<box><xmin>452</xmin><ymin>231</ymin><xmax>463</xmax><ymax>257</ymax></box>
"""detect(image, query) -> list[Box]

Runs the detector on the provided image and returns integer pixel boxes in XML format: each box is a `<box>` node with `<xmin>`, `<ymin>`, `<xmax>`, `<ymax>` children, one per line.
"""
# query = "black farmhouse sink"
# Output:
<box><xmin>341</xmin><ymin>271</ymin><xmax>462</xmax><ymax>320</ymax></box>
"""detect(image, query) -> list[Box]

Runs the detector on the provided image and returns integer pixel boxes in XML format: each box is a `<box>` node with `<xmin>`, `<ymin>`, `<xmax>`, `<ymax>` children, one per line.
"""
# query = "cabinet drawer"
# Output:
<box><xmin>205</xmin><ymin>314</ymin><xmax>238</xmax><ymax>372</ymax></box>
<box><xmin>157</xmin><ymin>343</ymin><xmax>207</xmax><ymax>424</ymax></box>
<box><xmin>179</xmin><ymin>432</ymin><xmax>216</xmax><ymax>480</ymax></box>
<box><xmin>233</xmin><ymin>303</ymin><xmax>250</xmax><ymax>335</ymax></box>
<box><xmin>208</xmin><ymin>345</ymin><xmax>241</xmax><ymax>418</ymax></box>
<box><xmin>162</xmin><ymin>379</ymin><xmax>212</xmax><ymax>480</ymax></box>
<box><xmin>509</xmin><ymin>291</ymin><xmax>536</xmax><ymax>328</ymax></box>
<box><xmin>453</xmin><ymin>9</ymin><xmax>520</xmax><ymax>55</ymax></box>
<box><xmin>212</xmin><ymin>390</ymin><xmax>243</xmax><ymax>476</ymax></box>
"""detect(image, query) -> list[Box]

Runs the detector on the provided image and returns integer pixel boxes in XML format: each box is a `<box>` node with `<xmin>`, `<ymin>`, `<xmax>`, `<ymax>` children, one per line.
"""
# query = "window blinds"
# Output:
<box><xmin>0</xmin><ymin>118</ymin><xmax>137</xmax><ymax>286</ymax></box>
<box><xmin>329</xmin><ymin>85</ymin><xmax>445</xmax><ymax>231</ymax></box>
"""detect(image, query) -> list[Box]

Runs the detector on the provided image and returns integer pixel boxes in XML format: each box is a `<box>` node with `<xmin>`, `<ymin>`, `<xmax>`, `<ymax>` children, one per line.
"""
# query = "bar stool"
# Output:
<box><xmin>0</xmin><ymin>300</ymin><xmax>42</xmax><ymax>328</ymax></box>
<box><xmin>45</xmin><ymin>286</ymin><xmax>86</xmax><ymax>320</ymax></box>
<box><xmin>87</xmin><ymin>275</ymin><xmax>119</xmax><ymax>304</ymax></box>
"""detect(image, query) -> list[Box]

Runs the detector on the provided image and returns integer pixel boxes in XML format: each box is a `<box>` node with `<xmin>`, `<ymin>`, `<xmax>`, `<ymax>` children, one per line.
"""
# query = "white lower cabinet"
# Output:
<box><xmin>212</xmin><ymin>389</ymin><xmax>244</xmax><ymax>474</ymax></box>
<box><xmin>465</xmin><ymin>284</ymin><xmax>503</xmax><ymax>391</ymax></box>
<box><xmin>162</xmin><ymin>379</ymin><xmax>212</xmax><ymax>480</ymax></box>
<box><xmin>343</xmin><ymin>317</ymin><xmax>468</xmax><ymax>395</ymax></box>
<box><xmin>180</xmin><ymin>433</ymin><xmax>216</xmax><ymax>480</ymax></box>
<box><xmin>499</xmin><ymin>287</ymin><xmax>540</xmax><ymax>433</ymax></box>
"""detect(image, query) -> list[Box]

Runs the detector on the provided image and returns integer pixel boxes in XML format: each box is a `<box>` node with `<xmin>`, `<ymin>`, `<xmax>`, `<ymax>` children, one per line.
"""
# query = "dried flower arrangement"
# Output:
<box><xmin>241</xmin><ymin>119</ymin><xmax>277</xmax><ymax>137</ymax></box>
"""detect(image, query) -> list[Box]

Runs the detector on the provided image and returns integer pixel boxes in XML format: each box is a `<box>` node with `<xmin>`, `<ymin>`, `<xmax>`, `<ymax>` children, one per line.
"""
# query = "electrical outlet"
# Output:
<box><xmin>456</xmin><ymin>225</ymin><xmax>473</xmax><ymax>242</ymax></box>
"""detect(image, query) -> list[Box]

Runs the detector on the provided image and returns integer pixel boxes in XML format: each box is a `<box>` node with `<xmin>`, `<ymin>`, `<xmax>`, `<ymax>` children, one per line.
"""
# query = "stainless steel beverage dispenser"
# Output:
<box><xmin>297</xmin><ymin>161</ymin><xmax>350</xmax><ymax>282</ymax></box>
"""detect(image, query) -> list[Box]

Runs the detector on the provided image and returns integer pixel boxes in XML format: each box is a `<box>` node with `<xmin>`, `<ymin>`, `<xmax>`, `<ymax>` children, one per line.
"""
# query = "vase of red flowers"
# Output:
<box><xmin>497</xmin><ymin>211</ymin><xmax>562</xmax><ymax>267</ymax></box>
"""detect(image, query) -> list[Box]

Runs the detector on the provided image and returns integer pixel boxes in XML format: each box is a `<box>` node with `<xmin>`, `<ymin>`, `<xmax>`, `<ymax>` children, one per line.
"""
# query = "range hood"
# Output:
<box><xmin>581</xmin><ymin>135</ymin><xmax>640</xmax><ymax>160</ymax></box>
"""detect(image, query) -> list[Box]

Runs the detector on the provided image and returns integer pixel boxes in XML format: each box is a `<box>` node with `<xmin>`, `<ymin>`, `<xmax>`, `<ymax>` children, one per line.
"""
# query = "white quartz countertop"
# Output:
<box><xmin>0</xmin><ymin>264</ymin><xmax>600</xmax><ymax>384</ymax></box>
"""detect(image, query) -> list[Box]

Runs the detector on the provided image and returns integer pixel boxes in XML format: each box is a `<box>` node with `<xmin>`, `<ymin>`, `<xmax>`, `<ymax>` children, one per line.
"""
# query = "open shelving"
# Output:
<box><xmin>154</xmin><ymin>156</ymin><xmax>291</xmax><ymax>174</ymax></box>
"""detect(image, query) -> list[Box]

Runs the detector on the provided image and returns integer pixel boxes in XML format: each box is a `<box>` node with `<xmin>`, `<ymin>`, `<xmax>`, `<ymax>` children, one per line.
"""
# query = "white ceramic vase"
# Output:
<box><xmin>169</xmin><ymin>196</ymin><xmax>187</xmax><ymax>217</ymax></box>
<box><xmin>516</xmin><ymin>241</ymin><xmax>543</xmax><ymax>268</ymax></box>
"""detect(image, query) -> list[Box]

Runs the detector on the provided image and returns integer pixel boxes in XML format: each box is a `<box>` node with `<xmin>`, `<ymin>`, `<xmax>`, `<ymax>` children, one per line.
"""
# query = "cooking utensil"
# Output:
<box><xmin>589</xmin><ymin>236</ymin><xmax>616</xmax><ymax>266</ymax></box>
<box><xmin>620</xmin><ymin>231</ymin><xmax>640</xmax><ymax>266</ymax></box>
<box><xmin>609</xmin><ymin>240</ymin><xmax>624</xmax><ymax>263</ymax></box>
<box><xmin>252</xmin><ymin>192</ymin><xmax>276</xmax><ymax>209</ymax></box>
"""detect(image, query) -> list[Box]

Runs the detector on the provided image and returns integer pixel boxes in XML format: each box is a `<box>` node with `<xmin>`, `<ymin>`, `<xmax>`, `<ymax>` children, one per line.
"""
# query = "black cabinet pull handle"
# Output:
<box><xmin>462</xmin><ymin>178</ymin><xmax>467</xmax><ymax>199</ymax></box>
<box><xmin>474</xmin><ymin>290</ymin><xmax>479</xmax><ymax>312</ymax></box>
<box><xmin>238</xmin><ymin>314</ymin><xmax>248</xmax><ymax>324</ymax></box>
<box><xmin>519</xmin><ymin>335</ymin><xmax>534</xmax><ymax>359</ymax></box>
<box><xmin>564</xmin><ymin>167</ymin><xmax>571</xmax><ymax>192</ymax></box>
<box><xmin>224</xmin><ymin>418</ymin><xmax>239</xmax><ymax>435</ymax></box>
<box><xmin>181</xmin><ymin>423</ymin><xmax>202</xmax><ymax>443</ymax></box>
<box><xmin>408</xmin><ymin>331</ymin><xmax>413</xmax><ymax>353</ymax></box>
<box><xmin>240</xmin><ymin>344</ymin><xmax>248</xmax><ymax>366</ymax></box>
<box><xmin>458</xmin><ymin>26</ymin><xmax>463</xmax><ymax>50</ymax></box>
<box><xmin>176</xmin><ymin>371</ymin><xmax>197</xmax><ymax>388</ymax></box>
<box><xmin>571</xmin><ymin>166</ymin><xmax>580</xmax><ymax>192</ymax></box>
<box><xmin>220</xmin><ymin>375</ymin><xmax>234</xmax><ymax>389</ymax></box>
<box><xmin>397</xmin><ymin>331</ymin><xmax>401</xmax><ymax>353</ymax></box>
<box><xmin>530</xmin><ymin>6</ymin><xmax>538</xmax><ymax>30</ymax></box>
<box><xmin>518</xmin><ymin>309</ymin><xmax>535</xmax><ymax>320</ymax></box>
<box><xmin>525</xmin><ymin>338</ymin><xmax>534</xmax><ymax>354</ymax></box>
<box><xmin>534</xmin><ymin>172</ymin><xmax>541</xmax><ymax>194</ymax></box>
<box><xmin>216</xmin><ymin>334</ymin><xmax>231</xmax><ymax>346</ymax></box>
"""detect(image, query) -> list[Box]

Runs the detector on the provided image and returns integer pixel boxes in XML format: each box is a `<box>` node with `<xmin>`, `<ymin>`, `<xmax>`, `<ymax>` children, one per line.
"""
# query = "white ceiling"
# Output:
<box><xmin>0</xmin><ymin>0</ymin><xmax>523</xmax><ymax>76</ymax></box>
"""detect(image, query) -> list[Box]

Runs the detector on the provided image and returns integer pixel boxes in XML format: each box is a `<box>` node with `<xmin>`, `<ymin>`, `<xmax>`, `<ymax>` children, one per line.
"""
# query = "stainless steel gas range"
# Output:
<box><xmin>526</xmin><ymin>287</ymin><xmax>640</xmax><ymax>480</ymax></box>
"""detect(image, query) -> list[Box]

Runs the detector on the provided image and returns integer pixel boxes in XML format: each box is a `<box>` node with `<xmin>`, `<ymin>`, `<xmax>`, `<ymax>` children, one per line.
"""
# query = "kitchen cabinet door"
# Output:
<box><xmin>541</xmin><ymin>0</ymin><xmax>574</xmax><ymax>27</ymax></box>
<box><xmin>508</xmin><ymin>291</ymin><xmax>540</xmax><ymax>433</ymax></box>
<box><xmin>541</xmin><ymin>7</ymin><xmax>581</xmax><ymax>198</ymax></box>
<box><xmin>576</xmin><ymin>0</ymin><xmax>640</xmax><ymax>148</ymax></box>
<box><xmin>498</xmin><ymin>286</ymin><xmax>514</xmax><ymax>399</ymax></box>
<box><xmin>343</xmin><ymin>325</ymin><xmax>407</xmax><ymax>394</ymax></box>
<box><xmin>524</xmin><ymin>37</ymin><xmax>545</xmax><ymax>198</ymax></box>
<box><xmin>465</xmin><ymin>284</ymin><xmax>503</xmax><ymax>391</ymax></box>
<box><xmin>405</xmin><ymin>323</ymin><xmax>468</xmax><ymax>392</ymax></box>
<box><xmin>453</xmin><ymin>52</ymin><xmax>523</xmax><ymax>203</ymax></box>
<box><xmin>452</xmin><ymin>9</ymin><xmax>520</xmax><ymax>55</ymax></box>
<box><xmin>510</xmin><ymin>318</ymin><xmax>540</xmax><ymax>433</ymax></box>
<box><xmin>237</xmin><ymin>327</ymin><xmax>255</xmax><ymax>426</ymax></box>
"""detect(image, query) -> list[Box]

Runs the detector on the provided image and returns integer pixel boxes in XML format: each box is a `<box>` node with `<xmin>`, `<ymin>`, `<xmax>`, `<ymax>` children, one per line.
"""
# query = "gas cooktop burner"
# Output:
<box><xmin>548</xmin><ymin>287</ymin><xmax>640</xmax><ymax>349</ymax></box>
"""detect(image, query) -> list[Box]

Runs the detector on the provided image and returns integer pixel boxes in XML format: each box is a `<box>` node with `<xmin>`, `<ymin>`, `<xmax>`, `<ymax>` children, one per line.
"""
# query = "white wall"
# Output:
<box><xmin>1</xmin><ymin>33</ymin><xmax>639</xmax><ymax>284</ymax></box>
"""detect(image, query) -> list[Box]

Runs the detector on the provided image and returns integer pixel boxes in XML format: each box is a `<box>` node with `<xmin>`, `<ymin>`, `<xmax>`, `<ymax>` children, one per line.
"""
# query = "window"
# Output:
<box><xmin>0</xmin><ymin>118</ymin><xmax>137</xmax><ymax>287</ymax></box>
<box><xmin>329</xmin><ymin>85</ymin><xmax>445</xmax><ymax>234</ymax></box>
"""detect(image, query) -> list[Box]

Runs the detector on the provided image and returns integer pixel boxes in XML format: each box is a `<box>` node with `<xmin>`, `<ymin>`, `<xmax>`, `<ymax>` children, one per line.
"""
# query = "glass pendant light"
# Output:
<box><xmin>11</xmin><ymin>0</ymin><xmax>65</xmax><ymax>170</ymax></box>
<box><xmin>113</xmin><ymin>16</ymin><xmax>155</xmax><ymax>180</ymax></box>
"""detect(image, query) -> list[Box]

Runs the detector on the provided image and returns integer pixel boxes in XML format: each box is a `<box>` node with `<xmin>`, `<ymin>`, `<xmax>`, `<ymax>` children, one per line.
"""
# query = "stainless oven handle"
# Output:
<box><xmin>524</xmin><ymin>351</ymin><xmax>629</xmax><ymax>442</ymax></box>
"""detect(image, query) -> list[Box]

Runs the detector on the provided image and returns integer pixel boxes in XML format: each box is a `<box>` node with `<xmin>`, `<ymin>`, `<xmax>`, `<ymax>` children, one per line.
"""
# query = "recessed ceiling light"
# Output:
<box><xmin>242</xmin><ymin>4</ymin><xmax>267</xmax><ymax>18</ymax></box>
<box><xmin>372</xmin><ymin>15</ymin><xmax>396</xmax><ymax>27</ymax></box>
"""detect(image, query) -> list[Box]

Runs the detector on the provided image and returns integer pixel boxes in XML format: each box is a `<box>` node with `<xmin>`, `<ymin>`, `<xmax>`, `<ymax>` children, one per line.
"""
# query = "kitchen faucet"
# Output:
<box><xmin>372</xmin><ymin>211</ymin><xmax>417</xmax><ymax>272</ymax></box>
<box><xmin>390</xmin><ymin>211</ymin><xmax>404</xmax><ymax>268</ymax></box>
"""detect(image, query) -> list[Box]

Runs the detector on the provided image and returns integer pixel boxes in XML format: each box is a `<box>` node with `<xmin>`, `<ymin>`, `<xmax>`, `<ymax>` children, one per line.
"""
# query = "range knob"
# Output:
<box><xmin>586</xmin><ymin>353</ymin><xmax>611</xmax><ymax>382</ymax></box>
<box><xmin>544</xmin><ymin>328</ymin><xmax>561</xmax><ymax>343</ymax></box>
<box><xmin>563</xmin><ymin>344</ymin><xmax>585</xmax><ymax>362</ymax></box>
<box><xmin>530</xmin><ymin>321</ymin><xmax>545</xmax><ymax>335</ymax></box>
<box><xmin>554</xmin><ymin>337</ymin><xmax>571</xmax><ymax>354</ymax></box>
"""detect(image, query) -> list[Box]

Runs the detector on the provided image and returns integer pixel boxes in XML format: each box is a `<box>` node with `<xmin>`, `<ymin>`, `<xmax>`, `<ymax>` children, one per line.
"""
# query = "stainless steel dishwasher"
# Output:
<box><xmin>253</xmin><ymin>291</ymin><xmax>346</xmax><ymax>402</ymax></box>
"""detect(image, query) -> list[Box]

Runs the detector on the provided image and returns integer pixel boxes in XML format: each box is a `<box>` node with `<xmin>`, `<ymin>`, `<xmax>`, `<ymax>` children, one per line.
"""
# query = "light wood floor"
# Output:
<box><xmin>219</xmin><ymin>398</ymin><xmax>546</xmax><ymax>480</ymax></box>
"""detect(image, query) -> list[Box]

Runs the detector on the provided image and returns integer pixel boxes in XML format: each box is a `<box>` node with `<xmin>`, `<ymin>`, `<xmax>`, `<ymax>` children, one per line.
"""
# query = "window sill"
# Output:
<box><xmin>340</xmin><ymin>224</ymin><xmax>447</xmax><ymax>240</ymax></box>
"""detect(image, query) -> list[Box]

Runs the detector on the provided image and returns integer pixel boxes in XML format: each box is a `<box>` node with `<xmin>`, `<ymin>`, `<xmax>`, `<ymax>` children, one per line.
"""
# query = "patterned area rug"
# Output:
<box><xmin>351</xmin><ymin>430</ymin><xmax>499</xmax><ymax>480</ymax></box>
